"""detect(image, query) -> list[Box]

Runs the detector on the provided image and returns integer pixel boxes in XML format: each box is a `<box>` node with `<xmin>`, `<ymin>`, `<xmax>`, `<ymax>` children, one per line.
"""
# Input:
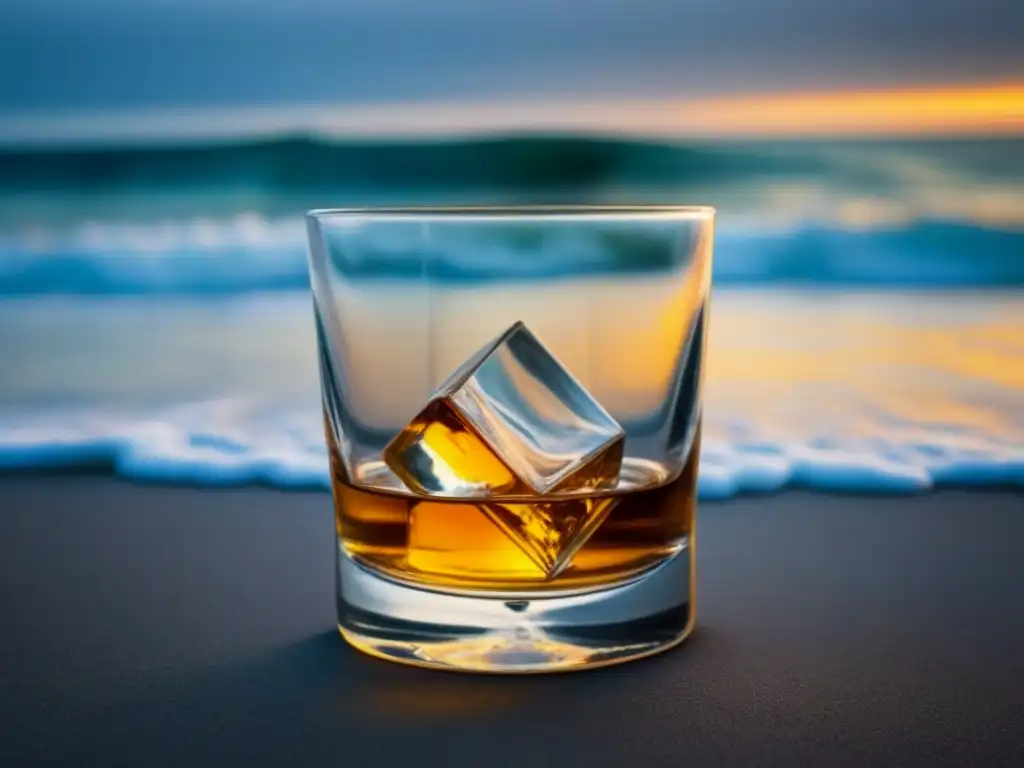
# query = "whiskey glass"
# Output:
<box><xmin>307</xmin><ymin>206</ymin><xmax>713</xmax><ymax>673</ymax></box>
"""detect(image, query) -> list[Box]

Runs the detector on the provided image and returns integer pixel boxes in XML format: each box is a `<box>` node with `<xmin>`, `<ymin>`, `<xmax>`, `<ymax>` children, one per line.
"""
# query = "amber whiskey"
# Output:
<box><xmin>328</xmin><ymin>423</ymin><xmax>697</xmax><ymax>593</ymax></box>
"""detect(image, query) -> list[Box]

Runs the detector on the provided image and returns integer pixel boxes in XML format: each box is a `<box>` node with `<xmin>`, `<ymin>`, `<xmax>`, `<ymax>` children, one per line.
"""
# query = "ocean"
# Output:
<box><xmin>1</xmin><ymin>134</ymin><xmax>1022</xmax><ymax>495</ymax></box>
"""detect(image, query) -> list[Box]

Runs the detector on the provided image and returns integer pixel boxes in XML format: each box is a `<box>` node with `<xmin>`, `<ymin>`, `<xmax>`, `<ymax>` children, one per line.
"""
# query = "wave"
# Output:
<box><xmin>1</xmin><ymin>215</ymin><xmax>1023</xmax><ymax>293</ymax></box>
<box><xmin>2</xmin><ymin>134</ymin><xmax>1023</xmax><ymax>290</ymax></box>
<box><xmin>4</xmin><ymin>132</ymin><xmax>1023</xmax><ymax>193</ymax></box>
<box><xmin>1</xmin><ymin>404</ymin><xmax>1021</xmax><ymax>496</ymax></box>
<box><xmin>3</xmin><ymin>134</ymin><xmax>1024</xmax><ymax>230</ymax></box>
<box><xmin>0</xmin><ymin>134</ymin><xmax>931</xmax><ymax>194</ymax></box>
<box><xmin>0</xmin><ymin>217</ymin><xmax>310</xmax><ymax>294</ymax></box>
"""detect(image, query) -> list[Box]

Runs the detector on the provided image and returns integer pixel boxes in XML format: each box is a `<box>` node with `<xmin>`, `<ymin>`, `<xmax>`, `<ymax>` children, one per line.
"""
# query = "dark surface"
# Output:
<box><xmin>1</xmin><ymin>478</ymin><xmax>1023</xmax><ymax>767</ymax></box>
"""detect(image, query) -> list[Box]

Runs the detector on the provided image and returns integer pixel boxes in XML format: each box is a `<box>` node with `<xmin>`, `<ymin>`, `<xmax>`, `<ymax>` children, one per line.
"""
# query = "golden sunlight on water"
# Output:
<box><xmin>322</xmin><ymin>278</ymin><xmax>1023</xmax><ymax>447</ymax></box>
<box><xmin>1</xmin><ymin>291</ymin><xmax>1021</xmax><ymax>454</ymax></box>
<box><xmin>702</xmin><ymin>291</ymin><xmax>1024</xmax><ymax>443</ymax></box>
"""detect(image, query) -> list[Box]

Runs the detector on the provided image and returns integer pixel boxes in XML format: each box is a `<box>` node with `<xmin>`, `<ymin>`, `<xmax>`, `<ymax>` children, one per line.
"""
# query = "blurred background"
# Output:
<box><xmin>0</xmin><ymin>0</ymin><xmax>1021</xmax><ymax>494</ymax></box>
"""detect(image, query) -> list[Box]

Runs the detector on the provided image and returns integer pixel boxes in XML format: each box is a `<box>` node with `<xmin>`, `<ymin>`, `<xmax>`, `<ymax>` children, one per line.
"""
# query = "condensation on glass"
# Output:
<box><xmin>307</xmin><ymin>206</ymin><xmax>714</xmax><ymax>673</ymax></box>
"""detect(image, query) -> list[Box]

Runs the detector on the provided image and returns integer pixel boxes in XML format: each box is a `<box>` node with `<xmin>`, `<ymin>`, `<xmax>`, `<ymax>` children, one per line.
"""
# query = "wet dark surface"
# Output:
<box><xmin>2</xmin><ymin>478</ymin><xmax>1023</xmax><ymax>767</ymax></box>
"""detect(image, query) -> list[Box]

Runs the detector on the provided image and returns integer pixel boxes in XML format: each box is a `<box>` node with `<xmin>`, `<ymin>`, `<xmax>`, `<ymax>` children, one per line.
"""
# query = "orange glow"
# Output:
<box><xmin>316</xmin><ymin>81</ymin><xmax>1024</xmax><ymax>139</ymax></box>
<box><xmin>669</xmin><ymin>82</ymin><xmax>1024</xmax><ymax>138</ymax></box>
<box><xmin>704</xmin><ymin>293</ymin><xmax>1024</xmax><ymax>441</ymax></box>
<box><xmin>2</xmin><ymin>81</ymin><xmax>1021</xmax><ymax>144</ymax></box>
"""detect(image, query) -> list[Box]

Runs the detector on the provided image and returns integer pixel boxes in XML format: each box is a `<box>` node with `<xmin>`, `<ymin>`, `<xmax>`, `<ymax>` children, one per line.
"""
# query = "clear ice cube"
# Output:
<box><xmin>407</xmin><ymin>496</ymin><xmax>619</xmax><ymax>581</ymax></box>
<box><xmin>383</xmin><ymin>321</ymin><xmax>625</xmax><ymax>497</ymax></box>
<box><xmin>481</xmin><ymin>496</ymin><xmax>618</xmax><ymax>578</ymax></box>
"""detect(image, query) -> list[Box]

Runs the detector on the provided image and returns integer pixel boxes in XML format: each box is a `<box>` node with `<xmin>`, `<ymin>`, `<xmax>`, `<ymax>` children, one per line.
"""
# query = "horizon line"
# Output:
<box><xmin>0</xmin><ymin>81</ymin><xmax>1022</xmax><ymax>148</ymax></box>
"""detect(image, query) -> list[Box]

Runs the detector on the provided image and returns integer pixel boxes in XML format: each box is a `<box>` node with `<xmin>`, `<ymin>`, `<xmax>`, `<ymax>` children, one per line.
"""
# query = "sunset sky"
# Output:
<box><xmin>0</xmin><ymin>0</ymin><xmax>1022</xmax><ymax>139</ymax></box>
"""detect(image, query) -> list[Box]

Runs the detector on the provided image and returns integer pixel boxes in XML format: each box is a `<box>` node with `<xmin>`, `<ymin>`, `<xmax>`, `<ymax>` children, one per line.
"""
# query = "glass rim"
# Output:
<box><xmin>307</xmin><ymin>204</ymin><xmax>716</xmax><ymax>221</ymax></box>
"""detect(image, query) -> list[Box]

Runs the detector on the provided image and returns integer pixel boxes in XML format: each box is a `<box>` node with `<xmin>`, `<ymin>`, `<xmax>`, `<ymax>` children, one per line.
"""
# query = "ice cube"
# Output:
<box><xmin>407</xmin><ymin>496</ymin><xmax>618</xmax><ymax>581</ymax></box>
<box><xmin>384</xmin><ymin>321</ymin><xmax>625</xmax><ymax>496</ymax></box>
<box><xmin>481</xmin><ymin>496</ymin><xmax>618</xmax><ymax>578</ymax></box>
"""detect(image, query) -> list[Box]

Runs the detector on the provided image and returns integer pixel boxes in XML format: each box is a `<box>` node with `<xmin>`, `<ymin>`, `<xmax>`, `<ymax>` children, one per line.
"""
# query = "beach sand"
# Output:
<box><xmin>1</xmin><ymin>478</ymin><xmax>1022</xmax><ymax>766</ymax></box>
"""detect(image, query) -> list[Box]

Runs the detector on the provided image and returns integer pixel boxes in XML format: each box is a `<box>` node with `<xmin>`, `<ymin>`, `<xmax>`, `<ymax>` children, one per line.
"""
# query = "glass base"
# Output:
<box><xmin>336</xmin><ymin>541</ymin><xmax>694</xmax><ymax>674</ymax></box>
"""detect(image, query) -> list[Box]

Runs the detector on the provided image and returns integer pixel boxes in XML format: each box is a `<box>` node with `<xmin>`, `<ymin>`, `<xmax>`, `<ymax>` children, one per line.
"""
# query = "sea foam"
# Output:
<box><xmin>1</xmin><ymin>404</ymin><xmax>1021</xmax><ymax>496</ymax></box>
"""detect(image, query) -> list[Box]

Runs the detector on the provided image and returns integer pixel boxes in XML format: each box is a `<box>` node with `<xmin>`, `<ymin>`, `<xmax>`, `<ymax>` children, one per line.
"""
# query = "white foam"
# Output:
<box><xmin>1</xmin><ymin>402</ymin><xmax>1022</xmax><ymax>496</ymax></box>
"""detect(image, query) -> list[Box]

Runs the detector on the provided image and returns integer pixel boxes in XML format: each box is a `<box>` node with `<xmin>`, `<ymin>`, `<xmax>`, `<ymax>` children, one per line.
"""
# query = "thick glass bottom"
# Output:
<box><xmin>336</xmin><ymin>541</ymin><xmax>694</xmax><ymax>674</ymax></box>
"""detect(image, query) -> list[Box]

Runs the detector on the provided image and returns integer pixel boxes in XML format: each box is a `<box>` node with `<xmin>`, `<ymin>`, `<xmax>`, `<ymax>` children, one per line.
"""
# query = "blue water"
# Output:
<box><xmin>1</xmin><ymin>134</ymin><xmax>1022</xmax><ymax>496</ymax></box>
<box><xmin>3</xmin><ymin>136</ymin><xmax>1023</xmax><ymax>292</ymax></box>
<box><xmin>3</xmin><ymin>218</ymin><xmax>1024</xmax><ymax>294</ymax></box>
